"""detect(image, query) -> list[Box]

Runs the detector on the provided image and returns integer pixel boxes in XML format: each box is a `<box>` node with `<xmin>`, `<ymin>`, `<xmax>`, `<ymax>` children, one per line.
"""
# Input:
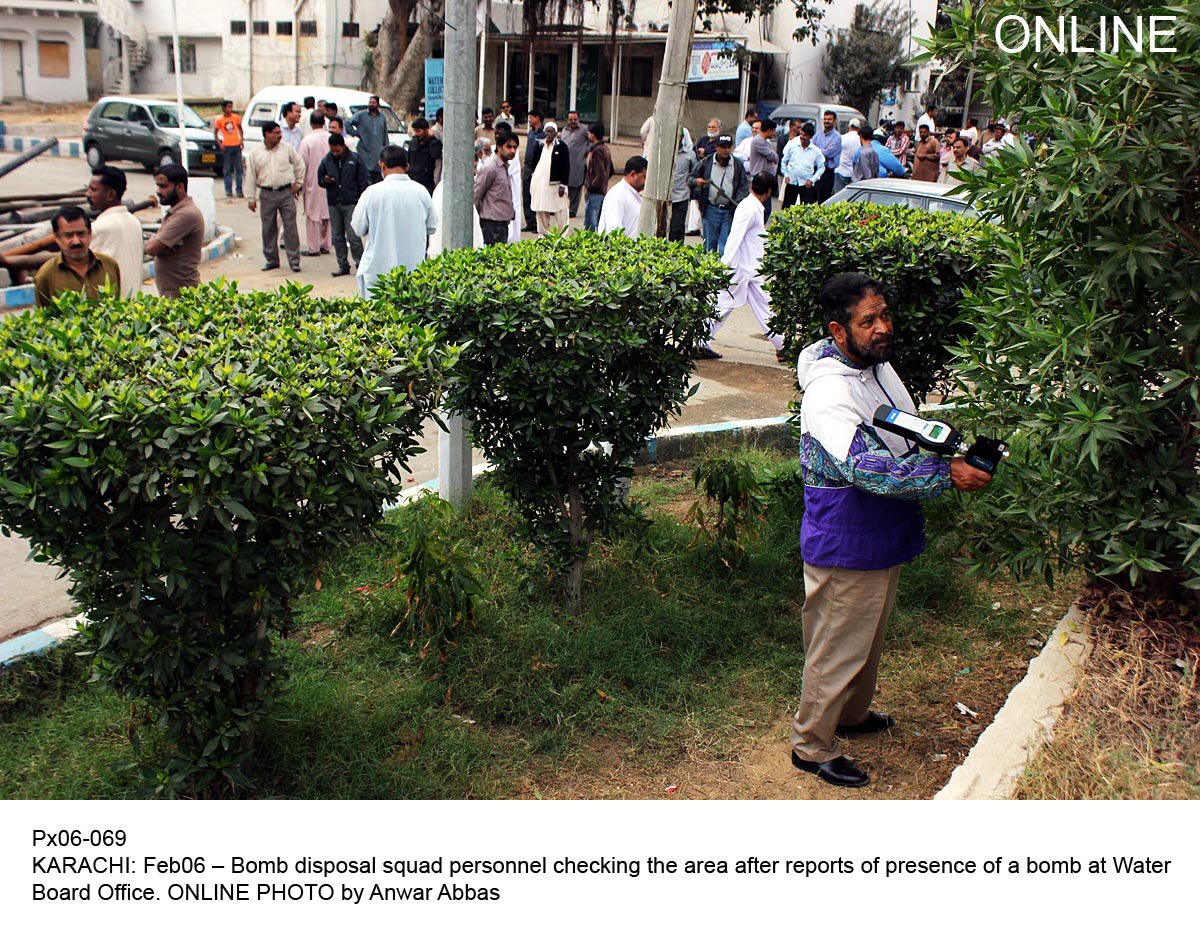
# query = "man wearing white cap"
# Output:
<box><xmin>530</xmin><ymin>121</ymin><xmax>571</xmax><ymax>234</ymax></box>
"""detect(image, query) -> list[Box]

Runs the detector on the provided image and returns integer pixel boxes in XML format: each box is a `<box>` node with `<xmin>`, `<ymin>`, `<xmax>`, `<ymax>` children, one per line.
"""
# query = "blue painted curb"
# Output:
<box><xmin>0</xmin><ymin>136</ymin><xmax>83</xmax><ymax>159</ymax></box>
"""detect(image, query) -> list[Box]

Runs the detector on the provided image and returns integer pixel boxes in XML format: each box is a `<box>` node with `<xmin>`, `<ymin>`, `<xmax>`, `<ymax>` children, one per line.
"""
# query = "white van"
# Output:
<box><xmin>241</xmin><ymin>85</ymin><xmax>409</xmax><ymax>152</ymax></box>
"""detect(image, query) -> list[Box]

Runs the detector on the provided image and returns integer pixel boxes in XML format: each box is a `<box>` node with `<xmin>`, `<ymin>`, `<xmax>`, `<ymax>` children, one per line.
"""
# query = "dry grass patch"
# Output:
<box><xmin>1018</xmin><ymin>590</ymin><xmax>1200</xmax><ymax>800</ymax></box>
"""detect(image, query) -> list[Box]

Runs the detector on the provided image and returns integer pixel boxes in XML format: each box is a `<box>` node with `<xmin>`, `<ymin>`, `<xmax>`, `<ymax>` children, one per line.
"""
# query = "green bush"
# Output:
<box><xmin>387</xmin><ymin>493</ymin><xmax>482</xmax><ymax>657</ymax></box>
<box><xmin>0</xmin><ymin>282</ymin><xmax>450</xmax><ymax>792</ymax></box>
<box><xmin>924</xmin><ymin>2</ymin><xmax>1200</xmax><ymax>597</ymax></box>
<box><xmin>373</xmin><ymin>231</ymin><xmax>727</xmax><ymax>613</ymax></box>
<box><xmin>686</xmin><ymin>450</ymin><xmax>767</xmax><ymax>569</ymax></box>
<box><xmin>761</xmin><ymin>201</ymin><xmax>994</xmax><ymax>401</ymax></box>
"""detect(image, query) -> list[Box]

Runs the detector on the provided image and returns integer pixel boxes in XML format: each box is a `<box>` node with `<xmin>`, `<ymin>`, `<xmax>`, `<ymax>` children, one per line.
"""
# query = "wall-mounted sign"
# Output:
<box><xmin>688</xmin><ymin>41</ymin><xmax>739</xmax><ymax>83</ymax></box>
<box><xmin>424</xmin><ymin>59</ymin><xmax>444</xmax><ymax>115</ymax></box>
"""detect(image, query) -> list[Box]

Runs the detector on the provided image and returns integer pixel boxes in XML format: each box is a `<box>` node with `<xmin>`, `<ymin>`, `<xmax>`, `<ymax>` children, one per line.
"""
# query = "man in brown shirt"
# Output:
<box><xmin>583</xmin><ymin>122</ymin><xmax>614</xmax><ymax>232</ymax></box>
<box><xmin>910</xmin><ymin>124</ymin><xmax>943</xmax><ymax>183</ymax></box>
<box><xmin>473</xmin><ymin>131</ymin><xmax>518</xmax><ymax>246</ymax></box>
<box><xmin>146</xmin><ymin>164</ymin><xmax>205</xmax><ymax>298</ymax></box>
<box><xmin>34</xmin><ymin>205</ymin><xmax>121</xmax><ymax>307</ymax></box>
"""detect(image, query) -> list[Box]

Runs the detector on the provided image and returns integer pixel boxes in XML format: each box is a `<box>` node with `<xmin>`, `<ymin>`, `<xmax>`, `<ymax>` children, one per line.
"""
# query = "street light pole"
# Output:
<box><xmin>635</xmin><ymin>0</ymin><xmax>698</xmax><ymax>237</ymax></box>
<box><xmin>438</xmin><ymin>0</ymin><xmax>478</xmax><ymax>508</ymax></box>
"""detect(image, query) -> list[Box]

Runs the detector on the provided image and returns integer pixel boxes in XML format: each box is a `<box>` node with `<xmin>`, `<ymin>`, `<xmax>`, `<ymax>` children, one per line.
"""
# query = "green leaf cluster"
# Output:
<box><xmin>0</xmin><ymin>281</ymin><xmax>450</xmax><ymax>792</ymax></box>
<box><xmin>372</xmin><ymin>231</ymin><xmax>728</xmax><ymax>612</ymax></box>
<box><xmin>686</xmin><ymin>450</ymin><xmax>768</xmax><ymax>569</ymax></box>
<box><xmin>761</xmin><ymin>201</ymin><xmax>995</xmax><ymax>401</ymax></box>
<box><xmin>923</xmin><ymin>1</ymin><xmax>1200</xmax><ymax>595</ymax></box>
<box><xmin>388</xmin><ymin>493</ymin><xmax>483</xmax><ymax>657</ymax></box>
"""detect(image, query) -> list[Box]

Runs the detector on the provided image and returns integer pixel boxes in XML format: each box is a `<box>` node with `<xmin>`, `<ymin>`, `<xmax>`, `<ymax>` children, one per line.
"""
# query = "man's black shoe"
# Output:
<box><xmin>836</xmin><ymin>712</ymin><xmax>895</xmax><ymax>737</ymax></box>
<box><xmin>695</xmin><ymin>347</ymin><xmax>722</xmax><ymax>360</ymax></box>
<box><xmin>331</xmin><ymin>268</ymin><xmax>351</xmax><ymax>277</ymax></box>
<box><xmin>791</xmin><ymin>752</ymin><xmax>870</xmax><ymax>788</ymax></box>
<box><xmin>289</xmin><ymin>263</ymin><xmax>301</xmax><ymax>273</ymax></box>
<box><xmin>261</xmin><ymin>262</ymin><xmax>279</xmax><ymax>271</ymax></box>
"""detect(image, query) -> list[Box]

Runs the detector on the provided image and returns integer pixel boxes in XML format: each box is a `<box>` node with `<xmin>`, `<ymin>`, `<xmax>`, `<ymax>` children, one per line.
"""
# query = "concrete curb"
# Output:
<box><xmin>934</xmin><ymin>604</ymin><xmax>1090</xmax><ymax>800</ymax></box>
<box><xmin>0</xmin><ymin>135</ymin><xmax>83</xmax><ymax>159</ymax></box>
<box><xmin>0</xmin><ymin>414</ymin><xmax>796</xmax><ymax>666</ymax></box>
<box><xmin>0</xmin><ymin>225</ymin><xmax>237</xmax><ymax>311</ymax></box>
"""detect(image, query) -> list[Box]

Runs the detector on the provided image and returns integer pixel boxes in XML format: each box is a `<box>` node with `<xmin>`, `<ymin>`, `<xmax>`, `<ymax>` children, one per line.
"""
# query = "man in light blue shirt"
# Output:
<box><xmin>352</xmin><ymin>146</ymin><xmax>437</xmax><ymax>298</ymax></box>
<box><xmin>734</xmin><ymin>107</ymin><xmax>757</xmax><ymax>147</ymax></box>
<box><xmin>811</xmin><ymin>110</ymin><xmax>843</xmax><ymax>203</ymax></box>
<box><xmin>780</xmin><ymin>123</ymin><xmax>823</xmax><ymax>208</ymax></box>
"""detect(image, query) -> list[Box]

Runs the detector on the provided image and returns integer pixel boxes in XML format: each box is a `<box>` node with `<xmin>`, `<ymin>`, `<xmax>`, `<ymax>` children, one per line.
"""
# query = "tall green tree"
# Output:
<box><xmin>822</xmin><ymin>2</ymin><xmax>912</xmax><ymax>115</ymax></box>
<box><xmin>921</xmin><ymin>1</ymin><xmax>1200</xmax><ymax>598</ymax></box>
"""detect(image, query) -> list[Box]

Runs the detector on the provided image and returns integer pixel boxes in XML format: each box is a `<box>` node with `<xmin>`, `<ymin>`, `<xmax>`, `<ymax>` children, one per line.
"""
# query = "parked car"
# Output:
<box><xmin>83</xmin><ymin>96</ymin><xmax>221</xmax><ymax>174</ymax></box>
<box><xmin>823</xmin><ymin>178</ymin><xmax>976</xmax><ymax>215</ymax></box>
<box><xmin>769</xmin><ymin>102</ymin><xmax>867</xmax><ymax>134</ymax></box>
<box><xmin>241</xmin><ymin>85</ymin><xmax>409</xmax><ymax>153</ymax></box>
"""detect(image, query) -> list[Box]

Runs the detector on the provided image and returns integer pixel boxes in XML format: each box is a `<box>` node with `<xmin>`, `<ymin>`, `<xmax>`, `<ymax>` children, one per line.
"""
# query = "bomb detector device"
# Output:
<box><xmin>873</xmin><ymin>405</ymin><xmax>1009</xmax><ymax>475</ymax></box>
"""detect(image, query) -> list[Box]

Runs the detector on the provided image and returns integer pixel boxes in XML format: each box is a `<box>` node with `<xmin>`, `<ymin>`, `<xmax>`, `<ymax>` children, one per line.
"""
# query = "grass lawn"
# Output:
<box><xmin>0</xmin><ymin>448</ymin><xmax>1076</xmax><ymax>799</ymax></box>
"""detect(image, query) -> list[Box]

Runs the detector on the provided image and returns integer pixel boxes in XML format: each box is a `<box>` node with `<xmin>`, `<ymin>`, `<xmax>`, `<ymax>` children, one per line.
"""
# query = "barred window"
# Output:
<box><xmin>230</xmin><ymin>20</ymin><xmax>247</xmax><ymax>35</ymax></box>
<box><xmin>300</xmin><ymin>21</ymin><xmax>317</xmax><ymax>37</ymax></box>
<box><xmin>276</xmin><ymin>22</ymin><xmax>293</xmax><ymax>36</ymax></box>
<box><xmin>342</xmin><ymin>22</ymin><xmax>360</xmax><ymax>38</ymax></box>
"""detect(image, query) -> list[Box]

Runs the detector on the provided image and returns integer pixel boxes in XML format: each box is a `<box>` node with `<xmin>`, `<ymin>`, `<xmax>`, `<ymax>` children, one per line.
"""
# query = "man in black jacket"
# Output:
<box><xmin>692</xmin><ymin>134</ymin><xmax>749</xmax><ymax>254</ymax></box>
<box><xmin>406</xmin><ymin>117</ymin><xmax>443</xmax><ymax>194</ymax></box>
<box><xmin>318</xmin><ymin>133</ymin><xmax>370</xmax><ymax>276</ymax></box>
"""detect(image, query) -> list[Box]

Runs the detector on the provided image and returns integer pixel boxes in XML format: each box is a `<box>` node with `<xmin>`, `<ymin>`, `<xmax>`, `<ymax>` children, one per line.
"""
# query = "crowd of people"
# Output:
<box><xmin>26</xmin><ymin>93</ymin><xmax>1019</xmax><ymax>349</ymax></box>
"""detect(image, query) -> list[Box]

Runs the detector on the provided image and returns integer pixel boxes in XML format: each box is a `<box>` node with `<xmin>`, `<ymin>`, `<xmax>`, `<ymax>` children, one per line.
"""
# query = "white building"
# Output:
<box><xmin>0</xmin><ymin>0</ymin><xmax>94</xmax><ymax>102</ymax></box>
<box><xmin>95</xmin><ymin>0</ymin><xmax>377</xmax><ymax>101</ymax></box>
<box><xmin>89</xmin><ymin>0</ymin><xmax>944</xmax><ymax>130</ymax></box>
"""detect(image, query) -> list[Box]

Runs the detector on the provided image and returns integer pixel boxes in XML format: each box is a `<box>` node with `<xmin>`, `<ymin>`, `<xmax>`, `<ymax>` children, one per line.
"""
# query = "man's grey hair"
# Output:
<box><xmin>474</xmin><ymin>137</ymin><xmax>493</xmax><ymax>156</ymax></box>
<box><xmin>708</xmin><ymin>118</ymin><xmax>722</xmax><ymax>128</ymax></box>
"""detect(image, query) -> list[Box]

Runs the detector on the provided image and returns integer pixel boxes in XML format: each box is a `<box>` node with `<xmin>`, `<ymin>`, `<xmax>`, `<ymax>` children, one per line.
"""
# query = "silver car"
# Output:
<box><xmin>83</xmin><ymin>96</ymin><xmax>221</xmax><ymax>174</ymax></box>
<box><xmin>823</xmin><ymin>178</ymin><xmax>976</xmax><ymax>215</ymax></box>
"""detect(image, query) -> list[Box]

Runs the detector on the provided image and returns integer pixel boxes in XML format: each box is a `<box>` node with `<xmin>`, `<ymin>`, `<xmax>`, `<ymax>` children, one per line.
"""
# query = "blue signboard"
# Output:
<box><xmin>424</xmin><ymin>59</ymin><xmax>444</xmax><ymax>115</ymax></box>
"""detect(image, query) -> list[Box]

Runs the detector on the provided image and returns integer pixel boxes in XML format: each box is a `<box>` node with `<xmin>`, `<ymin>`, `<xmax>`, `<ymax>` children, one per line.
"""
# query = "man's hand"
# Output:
<box><xmin>694</xmin><ymin>177</ymin><xmax>707</xmax><ymax>187</ymax></box>
<box><xmin>803</xmin><ymin>180</ymin><xmax>813</xmax><ymax>187</ymax></box>
<box><xmin>557</xmin><ymin>184</ymin><xmax>567</xmax><ymax>197</ymax></box>
<box><xmin>291</xmin><ymin>184</ymin><xmax>301</xmax><ymax>197</ymax></box>
<box><xmin>950</xmin><ymin>458</ymin><xmax>993</xmax><ymax>492</ymax></box>
<box><xmin>248</xmin><ymin>200</ymin><xmax>257</xmax><ymax>213</ymax></box>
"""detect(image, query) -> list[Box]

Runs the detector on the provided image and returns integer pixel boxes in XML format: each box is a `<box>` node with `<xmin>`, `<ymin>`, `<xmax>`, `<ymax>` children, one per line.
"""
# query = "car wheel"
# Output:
<box><xmin>85</xmin><ymin>144</ymin><xmax>104</xmax><ymax>168</ymax></box>
<box><xmin>156</xmin><ymin>150</ymin><xmax>177</xmax><ymax>170</ymax></box>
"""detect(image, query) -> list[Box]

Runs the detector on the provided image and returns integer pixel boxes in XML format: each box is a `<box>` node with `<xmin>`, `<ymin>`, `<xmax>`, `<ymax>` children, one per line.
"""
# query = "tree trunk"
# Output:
<box><xmin>565</xmin><ymin>479</ymin><xmax>587</xmax><ymax>616</ymax></box>
<box><xmin>375</xmin><ymin>0</ymin><xmax>443</xmax><ymax>115</ymax></box>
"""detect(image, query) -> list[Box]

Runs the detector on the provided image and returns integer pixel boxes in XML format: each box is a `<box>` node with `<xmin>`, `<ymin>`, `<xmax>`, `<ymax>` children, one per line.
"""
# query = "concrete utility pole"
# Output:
<box><xmin>170</xmin><ymin>0</ymin><xmax>186</xmax><ymax>157</ymax></box>
<box><xmin>636</xmin><ymin>0</ymin><xmax>698</xmax><ymax>237</ymax></box>
<box><xmin>438</xmin><ymin>0</ymin><xmax>478</xmax><ymax>508</ymax></box>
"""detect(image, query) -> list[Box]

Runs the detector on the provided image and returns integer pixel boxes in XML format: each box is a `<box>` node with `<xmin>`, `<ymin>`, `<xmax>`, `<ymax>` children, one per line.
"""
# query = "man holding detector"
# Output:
<box><xmin>792</xmin><ymin>273</ymin><xmax>993</xmax><ymax>788</ymax></box>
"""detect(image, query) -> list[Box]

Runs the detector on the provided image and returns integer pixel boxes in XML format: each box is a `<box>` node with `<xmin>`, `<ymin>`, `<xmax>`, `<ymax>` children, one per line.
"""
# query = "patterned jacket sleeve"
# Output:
<box><xmin>816</xmin><ymin>425</ymin><xmax>951</xmax><ymax>500</ymax></box>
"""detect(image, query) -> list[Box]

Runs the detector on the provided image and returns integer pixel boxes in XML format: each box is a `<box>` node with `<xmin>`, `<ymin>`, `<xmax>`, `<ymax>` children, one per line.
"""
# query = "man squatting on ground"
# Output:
<box><xmin>791</xmin><ymin>273</ymin><xmax>993</xmax><ymax>788</ymax></box>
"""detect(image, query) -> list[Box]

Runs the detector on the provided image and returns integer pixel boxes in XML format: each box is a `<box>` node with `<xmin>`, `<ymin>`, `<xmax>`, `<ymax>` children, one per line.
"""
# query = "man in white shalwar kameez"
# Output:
<box><xmin>530</xmin><ymin>121</ymin><xmax>571</xmax><ymax>234</ymax></box>
<box><xmin>597</xmin><ymin>156</ymin><xmax>647</xmax><ymax>237</ymax></box>
<box><xmin>704</xmin><ymin>171</ymin><xmax>783</xmax><ymax>360</ymax></box>
<box><xmin>352</xmin><ymin>146</ymin><xmax>438</xmax><ymax>298</ymax></box>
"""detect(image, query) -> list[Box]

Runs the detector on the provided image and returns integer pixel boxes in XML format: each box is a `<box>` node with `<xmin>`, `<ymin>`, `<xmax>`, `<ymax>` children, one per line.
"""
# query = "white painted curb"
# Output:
<box><xmin>934</xmin><ymin>604</ymin><xmax>1090</xmax><ymax>800</ymax></box>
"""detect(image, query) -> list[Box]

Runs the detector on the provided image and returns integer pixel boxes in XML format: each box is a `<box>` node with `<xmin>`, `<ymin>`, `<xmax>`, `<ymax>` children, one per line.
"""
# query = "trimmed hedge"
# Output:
<box><xmin>373</xmin><ymin>231</ymin><xmax>728</xmax><ymax>612</ymax></box>
<box><xmin>761</xmin><ymin>202</ymin><xmax>994</xmax><ymax>401</ymax></box>
<box><xmin>0</xmin><ymin>282</ymin><xmax>451</xmax><ymax>792</ymax></box>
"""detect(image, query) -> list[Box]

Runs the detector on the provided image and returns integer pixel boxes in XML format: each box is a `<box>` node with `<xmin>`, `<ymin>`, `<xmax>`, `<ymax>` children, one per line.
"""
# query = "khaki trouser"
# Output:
<box><xmin>260</xmin><ymin>187</ymin><xmax>300</xmax><ymax>268</ymax></box>
<box><xmin>791</xmin><ymin>563</ymin><xmax>901</xmax><ymax>762</ymax></box>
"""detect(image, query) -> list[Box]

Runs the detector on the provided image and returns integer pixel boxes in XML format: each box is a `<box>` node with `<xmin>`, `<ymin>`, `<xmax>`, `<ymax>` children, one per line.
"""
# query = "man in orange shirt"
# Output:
<box><xmin>213</xmin><ymin>99</ymin><xmax>244</xmax><ymax>199</ymax></box>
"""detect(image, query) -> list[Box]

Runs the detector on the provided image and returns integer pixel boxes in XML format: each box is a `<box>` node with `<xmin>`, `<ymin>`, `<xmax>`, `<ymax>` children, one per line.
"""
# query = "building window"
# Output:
<box><xmin>253</xmin><ymin>21</ymin><xmax>270</xmax><ymax>36</ymax></box>
<box><xmin>300</xmin><ymin>21</ymin><xmax>318</xmax><ymax>37</ymax></box>
<box><xmin>342</xmin><ymin>22</ymin><xmax>360</xmax><ymax>38</ymax></box>
<box><xmin>230</xmin><ymin>20</ymin><xmax>246</xmax><ymax>35</ymax></box>
<box><xmin>38</xmin><ymin>40</ymin><xmax>70</xmax><ymax>78</ymax></box>
<box><xmin>276</xmin><ymin>21</ymin><xmax>292</xmax><ymax>36</ymax></box>
<box><xmin>166</xmin><ymin>39</ymin><xmax>197</xmax><ymax>74</ymax></box>
<box><xmin>619</xmin><ymin>55</ymin><xmax>655</xmax><ymax>98</ymax></box>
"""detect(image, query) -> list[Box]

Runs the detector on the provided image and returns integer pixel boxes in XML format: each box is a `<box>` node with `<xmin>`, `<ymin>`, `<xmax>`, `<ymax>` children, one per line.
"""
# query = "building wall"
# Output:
<box><xmin>0</xmin><ymin>11</ymin><xmax>88</xmax><ymax>102</ymax></box>
<box><xmin>134</xmin><ymin>36</ymin><xmax>224</xmax><ymax>98</ymax></box>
